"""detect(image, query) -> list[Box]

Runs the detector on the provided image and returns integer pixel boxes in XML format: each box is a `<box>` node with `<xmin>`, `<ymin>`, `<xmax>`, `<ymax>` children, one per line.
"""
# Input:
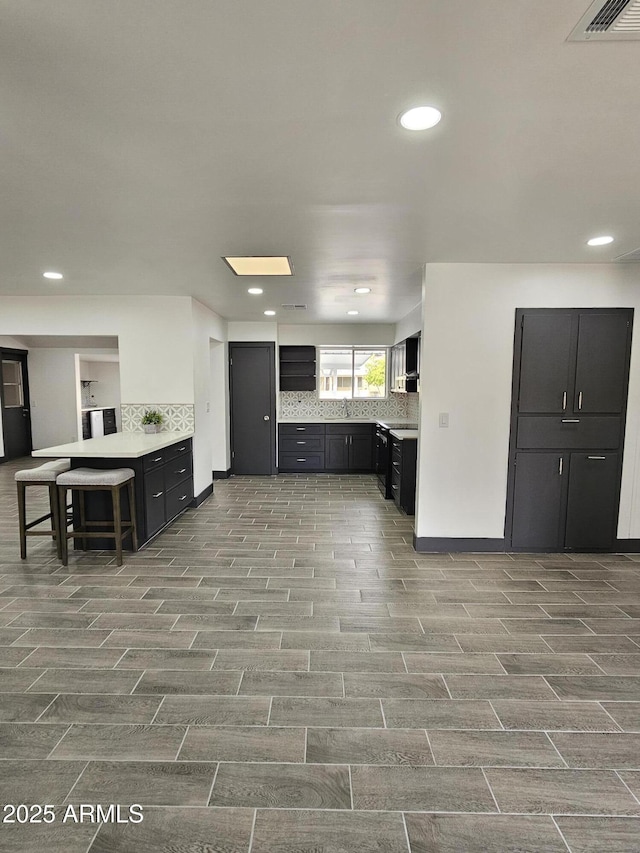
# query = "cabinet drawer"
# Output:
<box><xmin>279</xmin><ymin>436</ymin><xmax>324</xmax><ymax>452</ymax></box>
<box><xmin>391</xmin><ymin>458</ymin><xmax>402</xmax><ymax>478</ymax></box>
<box><xmin>143</xmin><ymin>450</ymin><xmax>167</xmax><ymax>471</ymax></box>
<box><xmin>516</xmin><ymin>416</ymin><xmax>621</xmax><ymax>450</ymax></box>
<box><xmin>326</xmin><ymin>423</ymin><xmax>373</xmax><ymax>435</ymax></box>
<box><xmin>279</xmin><ymin>452</ymin><xmax>325</xmax><ymax>471</ymax></box>
<box><xmin>164</xmin><ymin>457</ymin><xmax>193</xmax><ymax>491</ymax></box>
<box><xmin>144</xmin><ymin>468</ymin><xmax>166</xmax><ymax>538</ymax></box>
<box><xmin>165</xmin><ymin>439</ymin><xmax>192</xmax><ymax>461</ymax></box>
<box><xmin>165</xmin><ymin>478</ymin><xmax>193</xmax><ymax>521</ymax></box>
<box><xmin>279</xmin><ymin>423</ymin><xmax>325</xmax><ymax>436</ymax></box>
<box><xmin>103</xmin><ymin>409</ymin><xmax>116</xmax><ymax>424</ymax></box>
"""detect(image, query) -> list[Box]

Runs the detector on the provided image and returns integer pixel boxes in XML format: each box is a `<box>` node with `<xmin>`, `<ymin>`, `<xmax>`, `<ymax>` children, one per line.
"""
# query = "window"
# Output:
<box><xmin>318</xmin><ymin>347</ymin><xmax>387</xmax><ymax>399</ymax></box>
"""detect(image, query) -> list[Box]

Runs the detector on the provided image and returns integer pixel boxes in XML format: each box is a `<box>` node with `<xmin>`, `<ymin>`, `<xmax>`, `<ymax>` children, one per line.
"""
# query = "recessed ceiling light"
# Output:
<box><xmin>264</xmin><ymin>310</ymin><xmax>276</xmax><ymax>316</ymax></box>
<box><xmin>399</xmin><ymin>105</ymin><xmax>442</xmax><ymax>131</ymax></box>
<box><xmin>354</xmin><ymin>287</ymin><xmax>371</xmax><ymax>294</ymax></box>
<box><xmin>43</xmin><ymin>271</ymin><xmax>63</xmax><ymax>280</ymax></box>
<box><xmin>223</xmin><ymin>256</ymin><xmax>293</xmax><ymax>276</ymax></box>
<box><xmin>347</xmin><ymin>310</ymin><xmax>359</xmax><ymax>316</ymax></box>
<box><xmin>247</xmin><ymin>287</ymin><xmax>263</xmax><ymax>295</ymax></box>
<box><xmin>587</xmin><ymin>235</ymin><xmax>614</xmax><ymax>246</ymax></box>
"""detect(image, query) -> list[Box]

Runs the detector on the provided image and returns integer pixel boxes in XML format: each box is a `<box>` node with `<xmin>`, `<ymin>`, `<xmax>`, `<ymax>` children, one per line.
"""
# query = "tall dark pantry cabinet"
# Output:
<box><xmin>505</xmin><ymin>308</ymin><xmax>633</xmax><ymax>551</ymax></box>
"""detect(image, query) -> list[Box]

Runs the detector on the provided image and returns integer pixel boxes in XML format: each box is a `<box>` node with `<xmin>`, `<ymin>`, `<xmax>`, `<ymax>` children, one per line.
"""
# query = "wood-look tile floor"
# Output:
<box><xmin>1</xmin><ymin>458</ymin><xmax>639</xmax><ymax>851</ymax></box>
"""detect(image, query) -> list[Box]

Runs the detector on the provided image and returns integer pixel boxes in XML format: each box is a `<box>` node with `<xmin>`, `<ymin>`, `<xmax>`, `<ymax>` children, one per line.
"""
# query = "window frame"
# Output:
<box><xmin>316</xmin><ymin>346</ymin><xmax>390</xmax><ymax>401</ymax></box>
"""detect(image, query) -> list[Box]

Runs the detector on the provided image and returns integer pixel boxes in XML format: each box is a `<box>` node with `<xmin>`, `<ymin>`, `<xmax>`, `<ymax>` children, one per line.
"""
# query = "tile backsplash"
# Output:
<box><xmin>279</xmin><ymin>391</ymin><xmax>408</xmax><ymax>421</ymax></box>
<box><xmin>406</xmin><ymin>393</ymin><xmax>419</xmax><ymax>423</ymax></box>
<box><xmin>121</xmin><ymin>404</ymin><xmax>195</xmax><ymax>433</ymax></box>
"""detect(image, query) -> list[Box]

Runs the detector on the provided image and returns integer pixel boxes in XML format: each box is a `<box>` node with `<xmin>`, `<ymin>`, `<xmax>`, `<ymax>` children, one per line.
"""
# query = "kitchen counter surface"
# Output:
<box><xmin>389</xmin><ymin>429</ymin><xmax>419</xmax><ymax>440</ymax></box>
<box><xmin>33</xmin><ymin>431</ymin><xmax>194</xmax><ymax>459</ymax></box>
<box><xmin>278</xmin><ymin>418</ymin><xmax>418</xmax><ymax>425</ymax></box>
<box><xmin>81</xmin><ymin>406</ymin><xmax>117</xmax><ymax>412</ymax></box>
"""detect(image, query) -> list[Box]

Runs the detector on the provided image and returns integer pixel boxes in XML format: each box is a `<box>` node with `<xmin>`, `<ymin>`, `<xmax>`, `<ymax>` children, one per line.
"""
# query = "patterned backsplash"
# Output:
<box><xmin>279</xmin><ymin>391</ymin><xmax>409</xmax><ymax>421</ymax></box>
<box><xmin>121</xmin><ymin>404</ymin><xmax>195</xmax><ymax>433</ymax></box>
<box><xmin>406</xmin><ymin>393</ymin><xmax>420</xmax><ymax>423</ymax></box>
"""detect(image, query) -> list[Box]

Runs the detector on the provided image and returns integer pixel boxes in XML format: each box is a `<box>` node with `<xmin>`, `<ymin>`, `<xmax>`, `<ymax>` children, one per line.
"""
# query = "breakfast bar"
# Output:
<box><xmin>33</xmin><ymin>431</ymin><xmax>194</xmax><ymax>549</ymax></box>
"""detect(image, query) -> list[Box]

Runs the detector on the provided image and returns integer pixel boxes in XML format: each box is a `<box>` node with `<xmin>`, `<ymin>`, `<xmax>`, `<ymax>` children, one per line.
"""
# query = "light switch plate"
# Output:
<box><xmin>439</xmin><ymin>412</ymin><xmax>449</xmax><ymax>428</ymax></box>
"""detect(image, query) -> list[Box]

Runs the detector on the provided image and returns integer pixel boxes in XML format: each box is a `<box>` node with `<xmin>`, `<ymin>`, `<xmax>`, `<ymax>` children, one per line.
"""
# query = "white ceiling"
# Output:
<box><xmin>1</xmin><ymin>1</ymin><xmax>639</xmax><ymax>324</ymax></box>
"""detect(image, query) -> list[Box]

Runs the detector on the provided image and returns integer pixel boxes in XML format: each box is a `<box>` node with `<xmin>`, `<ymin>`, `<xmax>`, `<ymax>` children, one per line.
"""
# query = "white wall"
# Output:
<box><xmin>278</xmin><ymin>324</ymin><xmax>394</xmax><ymax>346</ymax></box>
<box><xmin>227</xmin><ymin>321</ymin><xmax>278</xmax><ymax>343</ymax></box>
<box><xmin>416</xmin><ymin>263</ymin><xmax>640</xmax><ymax>542</ymax></box>
<box><xmin>0</xmin><ymin>296</ymin><xmax>194</xmax><ymax>403</ymax></box>
<box><xmin>85</xmin><ymin>361</ymin><xmax>122</xmax><ymax>430</ymax></box>
<box><xmin>394</xmin><ymin>305</ymin><xmax>422</xmax><ymax>344</ymax></box>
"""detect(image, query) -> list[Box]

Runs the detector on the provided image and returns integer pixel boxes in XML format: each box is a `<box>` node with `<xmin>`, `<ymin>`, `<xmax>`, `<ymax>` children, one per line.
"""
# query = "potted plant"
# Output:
<box><xmin>141</xmin><ymin>410</ymin><xmax>164</xmax><ymax>434</ymax></box>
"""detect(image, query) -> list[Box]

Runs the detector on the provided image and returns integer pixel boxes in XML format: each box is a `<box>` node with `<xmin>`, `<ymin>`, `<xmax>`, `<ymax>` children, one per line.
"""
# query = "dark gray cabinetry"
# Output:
<box><xmin>390</xmin><ymin>436</ymin><xmax>417</xmax><ymax>515</ymax></box>
<box><xmin>279</xmin><ymin>346</ymin><xmax>316</xmax><ymax>392</ymax></box>
<box><xmin>277</xmin><ymin>423</ymin><xmax>375</xmax><ymax>472</ymax></box>
<box><xmin>507</xmin><ymin>308</ymin><xmax>632</xmax><ymax>551</ymax></box>
<box><xmin>390</xmin><ymin>337</ymin><xmax>419</xmax><ymax>393</ymax></box>
<box><xmin>81</xmin><ymin>408</ymin><xmax>117</xmax><ymax>439</ymax></box>
<box><xmin>325</xmin><ymin>424</ymin><xmax>374</xmax><ymax>472</ymax></box>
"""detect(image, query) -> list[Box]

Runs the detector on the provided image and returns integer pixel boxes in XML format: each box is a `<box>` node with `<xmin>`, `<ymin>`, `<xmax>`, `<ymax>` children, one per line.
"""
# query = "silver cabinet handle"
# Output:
<box><xmin>297</xmin><ymin>458</ymin><xmax>307</xmax><ymax>462</ymax></box>
<box><xmin>179</xmin><ymin>495</ymin><xmax>188</xmax><ymax>501</ymax></box>
<box><xmin>561</xmin><ymin>419</ymin><xmax>580</xmax><ymax>423</ymax></box>
<box><xmin>152</xmin><ymin>492</ymin><xmax>163</xmax><ymax>498</ymax></box>
<box><xmin>153</xmin><ymin>457</ymin><xmax>162</xmax><ymax>462</ymax></box>
<box><xmin>296</xmin><ymin>441</ymin><xmax>306</xmax><ymax>445</ymax></box>
<box><xmin>562</xmin><ymin>391</ymin><xmax>567</xmax><ymax>410</ymax></box>
<box><xmin>558</xmin><ymin>457</ymin><xmax>563</xmax><ymax>475</ymax></box>
<box><xmin>263</xmin><ymin>415</ymin><xmax>270</xmax><ymax>421</ymax></box>
<box><xmin>296</xmin><ymin>427</ymin><xmax>306</xmax><ymax>431</ymax></box>
<box><xmin>587</xmin><ymin>456</ymin><xmax>606</xmax><ymax>460</ymax></box>
<box><xmin>578</xmin><ymin>391</ymin><xmax>583</xmax><ymax>410</ymax></box>
<box><xmin>178</xmin><ymin>446</ymin><xmax>186</xmax><ymax>451</ymax></box>
<box><xmin>176</xmin><ymin>468</ymin><xmax>187</xmax><ymax>474</ymax></box>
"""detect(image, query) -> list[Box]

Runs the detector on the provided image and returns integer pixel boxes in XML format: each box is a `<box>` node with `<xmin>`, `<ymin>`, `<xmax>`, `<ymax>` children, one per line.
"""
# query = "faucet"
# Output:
<box><xmin>341</xmin><ymin>398</ymin><xmax>350</xmax><ymax>418</ymax></box>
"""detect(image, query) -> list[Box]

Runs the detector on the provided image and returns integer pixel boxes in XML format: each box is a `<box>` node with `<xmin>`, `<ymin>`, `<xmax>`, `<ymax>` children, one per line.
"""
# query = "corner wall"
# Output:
<box><xmin>416</xmin><ymin>263</ymin><xmax>640</xmax><ymax>542</ymax></box>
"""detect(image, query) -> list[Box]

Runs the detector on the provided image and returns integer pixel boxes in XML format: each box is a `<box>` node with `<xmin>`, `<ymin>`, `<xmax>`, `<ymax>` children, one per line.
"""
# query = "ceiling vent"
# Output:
<box><xmin>615</xmin><ymin>247</ymin><xmax>640</xmax><ymax>262</ymax></box>
<box><xmin>568</xmin><ymin>0</ymin><xmax>640</xmax><ymax>39</ymax></box>
<box><xmin>281</xmin><ymin>303</ymin><xmax>307</xmax><ymax>310</ymax></box>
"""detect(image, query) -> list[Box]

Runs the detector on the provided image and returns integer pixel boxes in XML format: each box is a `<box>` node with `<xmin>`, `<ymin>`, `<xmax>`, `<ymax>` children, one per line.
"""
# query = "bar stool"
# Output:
<box><xmin>15</xmin><ymin>459</ymin><xmax>72</xmax><ymax>559</ymax></box>
<box><xmin>56</xmin><ymin>468</ymin><xmax>138</xmax><ymax>567</ymax></box>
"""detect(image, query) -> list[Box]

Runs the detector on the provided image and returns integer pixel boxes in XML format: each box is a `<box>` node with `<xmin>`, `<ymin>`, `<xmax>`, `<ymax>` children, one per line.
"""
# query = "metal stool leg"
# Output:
<box><xmin>17</xmin><ymin>482</ymin><xmax>27</xmax><ymax>560</ymax></box>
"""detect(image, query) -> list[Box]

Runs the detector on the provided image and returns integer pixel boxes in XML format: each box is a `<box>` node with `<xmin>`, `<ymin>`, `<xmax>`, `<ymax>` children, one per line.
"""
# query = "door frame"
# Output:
<box><xmin>504</xmin><ymin>307</ymin><xmax>633</xmax><ymax>551</ymax></box>
<box><xmin>0</xmin><ymin>347</ymin><xmax>33</xmax><ymax>463</ymax></box>
<box><xmin>229</xmin><ymin>341</ymin><xmax>277</xmax><ymax>475</ymax></box>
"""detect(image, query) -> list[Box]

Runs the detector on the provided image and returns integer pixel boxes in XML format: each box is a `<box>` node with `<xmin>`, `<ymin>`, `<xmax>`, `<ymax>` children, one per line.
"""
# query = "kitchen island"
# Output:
<box><xmin>34</xmin><ymin>431</ymin><xmax>194</xmax><ymax>549</ymax></box>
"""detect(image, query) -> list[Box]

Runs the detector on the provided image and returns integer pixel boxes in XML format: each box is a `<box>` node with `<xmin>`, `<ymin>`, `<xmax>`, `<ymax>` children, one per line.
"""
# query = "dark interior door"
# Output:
<box><xmin>229</xmin><ymin>342</ymin><xmax>276</xmax><ymax>475</ymax></box>
<box><xmin>565</xmin><ymin>452</ymin><xmax>619</xmax><ymax>550</ymax></box>
<box><xmin>518</xmin><ymin>313</ymin><xmax>573</xmax><ymax>413</ymax></box>
<box><xmin>574</xmin><ymin>313</ymin><xmax>631</xmax><ymax>414</ymax></box>
<box><xmin>1</xmin><ymin>349</ymin><xmax>32</xmax><ymax>460</ymax></box>
<box><xmin>511</xmin><ymin>452</ymin><xmax>565</xmax><ymax>550</ymax></box>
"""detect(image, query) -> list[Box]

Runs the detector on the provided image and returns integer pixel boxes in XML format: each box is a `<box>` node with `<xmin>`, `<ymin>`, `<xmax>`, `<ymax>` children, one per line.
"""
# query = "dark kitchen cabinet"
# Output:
<box><xmin>507</xmin><ymin>308</ymin><xmax>632</xmax><ymax>551</ymax></box>
<box><xmin>390</xmin><ymin>337</ymin><xmax>419</xmax><ymax>394</ymax></box>
<box><xmin>278</xmin><ymin>423</ymin><xmax>326</xmax><ymax>471</ymax></box>
<box><xmin>325</xmin><ymin>424</ymin><xmax>374</xmax><ymax>472</ymax></box>
<box><xmin>390</xmin><ymin>435</ymin><xmax>417</xmax><ymax>515</ymax></box>
<box><xmin>279</xmin><ymin>346</ymin><xmax>316</xmax><ymax>392</ymax></box>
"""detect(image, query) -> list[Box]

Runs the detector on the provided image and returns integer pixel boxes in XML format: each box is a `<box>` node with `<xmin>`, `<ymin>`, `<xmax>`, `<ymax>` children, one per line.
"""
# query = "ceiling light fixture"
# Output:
<box><xmin>43</xmin><ymin>271</ymin><xmax>63</xmax><ymax>280</ymax></box>
<box><xmin>264</xmin><ymin>310</ymin><xmax>276</xmax><ymax>316</ymax></box>
<box><xmin>354</xmin><ymin>287</ymin><xmax>371</xmax><ymax>294</ymax></box>
<box><xmin>587</xmin><ymin>235</ymin><xmax>615</xmax><ymax>246</ymax></box>
<box><xmin>399</xmin><ymin>105</ymin><xmax>442</xmax><ymax>131</ymax></box>
<box><xmin>223</xmin><ymin>256</ymin><xmax>293</xmax><ymax>276</ymax></box>
<box><xmin>347</xmin><ymin>310</ymin><xmax>359</xmax><ymax>316</ymax></box>
<box><xmin>247</xmin><ymin>287</ymin><xmax>263</xmax><ymax>295</ymax></box>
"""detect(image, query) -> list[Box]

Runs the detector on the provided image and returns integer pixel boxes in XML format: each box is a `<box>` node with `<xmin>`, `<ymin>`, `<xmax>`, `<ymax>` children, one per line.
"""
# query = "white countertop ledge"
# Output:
<box><xmin>389</xmin><ymin>429</ymin><xmax>419</xmax><ymax>440</ymax></box>
<box><xmin>33</xmin><ymin>431</ymin><xmax>194</xmax><ymax>459</ymax></box>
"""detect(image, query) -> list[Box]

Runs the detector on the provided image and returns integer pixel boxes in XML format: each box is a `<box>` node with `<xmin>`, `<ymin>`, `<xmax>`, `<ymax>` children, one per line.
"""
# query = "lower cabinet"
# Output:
<box><xmin>390</xmin><ymin>436</ymin><xmax>417</xmax><ymax>515</ymax></box>
<box><xmin>143</xmin><ymin>441</ymin><xmax>194</xmax><ymax>539</ymax></box>
<box><xmin>511</xmin><ymin>451</ymin><xmax>620</xmax><ymax>550</ymax></box>
<box><xmin>278</xmin><ymin>423</ymin><xmax>374</xmax><ymax>473</ymax></box>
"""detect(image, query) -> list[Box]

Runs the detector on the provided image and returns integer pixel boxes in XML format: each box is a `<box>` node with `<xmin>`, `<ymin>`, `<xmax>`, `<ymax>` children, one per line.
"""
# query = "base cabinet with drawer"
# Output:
<box><xmin>390</xmin><ymin>436</ymin><xmax>417</xmax><ymax>515</ymax></box>
<box><xmin>278</xmin><ymin>423</ymin><xmax>374</xmax><ymax>473</ymax></box>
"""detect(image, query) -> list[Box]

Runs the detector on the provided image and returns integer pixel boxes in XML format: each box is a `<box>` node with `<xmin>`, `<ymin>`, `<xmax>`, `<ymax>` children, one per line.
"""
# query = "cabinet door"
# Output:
<box><xmin>326</xmin><ymin>435</ymin><xmax>348</xmax><ymax>469</ymax></box>
<box><xmin>511</xmin><ymin>453</ymin><xmax>565</xmax><ymax>549</ymax></box>
<box><xmin>574</xmin><ymin>313</ymin><xmax>631</xmax><ymax>414</ymax></box>
<box><xmin>144</xmin><ymin>467</ymin><xmax>166</xmax><ymax>538</ymax></box>
<box><xmin>518</xmin><ymin>313</ymin><xmax>573</xmax><ymax>413</ymax></box>
<box><xmin>565</xmin><ymin>453</ymin><xmax>619</xmax><ymax>550</ymax></box>
<box><xmin>349</xmin><ymin>434</ymin><xmax>373</xmax><ymax>470</ymax></box>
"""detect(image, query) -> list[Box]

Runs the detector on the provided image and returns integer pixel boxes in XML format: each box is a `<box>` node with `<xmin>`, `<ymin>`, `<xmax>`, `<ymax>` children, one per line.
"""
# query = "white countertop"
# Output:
<box><xmin>33</xmin><ymin>431</ymin><xmax>193</xmax><ymax>459</ymax></box>
<box><xmin>389</xmin><ymin>429</ymin><xmax>419</xmax><ymax>440</ymax></box>
<box><xmin>81</xmin><ymin>406</ymin><xmax>117</xmax><ymax>412</ymax></box>
<box><xmin>278</xmin><ymin>418</ymin><xmax>418</xmax><ymax>425</ymax></box>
